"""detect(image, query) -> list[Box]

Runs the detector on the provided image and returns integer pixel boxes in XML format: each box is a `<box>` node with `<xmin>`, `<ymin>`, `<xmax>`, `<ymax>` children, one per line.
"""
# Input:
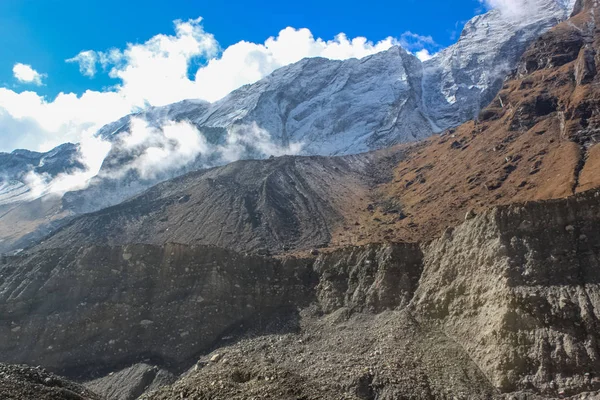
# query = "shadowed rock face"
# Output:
<box><xmin>0</xmin><ymin>243</ymin><xmax>316</xmax><ymax>375</ymax></box>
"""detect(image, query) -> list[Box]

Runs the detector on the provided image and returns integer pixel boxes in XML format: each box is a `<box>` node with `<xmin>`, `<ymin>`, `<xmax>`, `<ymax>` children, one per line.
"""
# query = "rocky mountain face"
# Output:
<box><xmin>32</xmin><ymin>0</ymin><xmax>600</xmax><ymax>257</ymax></box>
<box><xmin>422</xmin><ymin>0</ymin><xmax>578</xmax><ymax>129</ymax></box>
<box><xmin>98</xmin><ymin>0</ymin><xmax>575</xmax><ymax>155</ymax></box>
<box><xmin>412</xmin><ymin>190</ymin><xmax>600</xmax><ymax>395</ymax></box>
<box><xmin>3</xmin><ymin>190</ymin><xmax>600</xmax><ymax>399</ymax></box>
<box><xmin>333</xmin><ymin>0</ymin><xmax>600</xmax><ymax>248</ymax></box>
<box><xmin>0</xmin><ymin>143</ymin><xmax>82</xmax><ymax>206</ymax></box>
<box><xmin>68</xmin><ymin>0</ymin><xmax>573</xmax><ymax>212</ymax></box>
<box><xmin>16</xmin><ymin>0</ymin><xmax>600</xmax><ymax>261</ymax></box>
<box><xmin>34</xmin><ymin>149</ymin><xmax>405</xmax><ymax>254</ymax></box>
<box><xmin>97</xmin><ymin>47</ymin><xmax>431</xmax><ymax>156</ymax></box>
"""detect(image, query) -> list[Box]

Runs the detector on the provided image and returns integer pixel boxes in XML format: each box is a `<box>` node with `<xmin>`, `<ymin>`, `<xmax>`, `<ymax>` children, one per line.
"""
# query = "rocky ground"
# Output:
<box><xmin>85</xmin><ymin>363</ymin><xmax>175</xmax><ymax>400</ymax></box>
<box><xmin>140</xmin><ymin>308</ymin><xmax>497</xmax><ymax>400</ymax></box>
<box><xmin>0</xmin><ymin>363</ymin><xmax>100</xmax><ymax>400</ymax></box>
<box><xmin>141</xmin><ymin>308</ymin><xmax>600</xmax><ymax>400</ymax></box>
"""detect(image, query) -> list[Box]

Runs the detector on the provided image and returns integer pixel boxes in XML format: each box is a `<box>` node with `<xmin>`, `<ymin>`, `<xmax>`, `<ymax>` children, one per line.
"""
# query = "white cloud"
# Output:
<box><xmin>12</xmin><ymin>63</ymin><xmax>45</xmax><ymax>85</ymax></box>
<box><xmin>479</xmin><ymin>0</ymin><xmax>547</xmax><ymax>19</ymax></box>
<box><xmin>0</xmin><ymin>17</ymin><xmax>417</xmax><ymax>154</ymax></box>
<box><xmin>218</xmin><ymin>122</ymin><xmax>304</xmax><ymax>163</ymax></box>
<box><xmin>415</xmin><ymin>49</ymin><xmax>435</xmax><ymax>62</ymax></box>
<box><xmin>0</xmin><ymin>87</ymin><xmax>132</xmax><ymax>151</ymax></box>
<box><xmin>23</xmin><ymin>132</ymin><xmax>112</xmax><ymax>199</ymax></box>
<box><xmin>20</xmin><ymin>117</ymin><xmax>304</xmax><ymax>201</ymax></box>
<box><xmin>91</xmin><ymin>118</ymin><xmax>303</xmax><ymax>183</ymax></box>
<box><xmin>113</xmin><ymin>118</ymin><xmax>212</xmax><ymax>180</ymax></box>
<box><xmin>66</xmin><ymin>50</ymin><xmax>98</xmax><ymax>77</ymax></box>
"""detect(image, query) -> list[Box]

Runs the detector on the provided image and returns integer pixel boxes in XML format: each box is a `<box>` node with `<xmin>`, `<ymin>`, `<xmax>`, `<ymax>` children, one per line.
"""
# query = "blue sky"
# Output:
<box><xmin>0</xmin><ymin>0</ymin><xmax>484</xmax><ymax>99</ymax></box>
<box><xmin>0</xmin><ymin>0</ymin><xmax>492</xmax><ymax>153</ymax></box>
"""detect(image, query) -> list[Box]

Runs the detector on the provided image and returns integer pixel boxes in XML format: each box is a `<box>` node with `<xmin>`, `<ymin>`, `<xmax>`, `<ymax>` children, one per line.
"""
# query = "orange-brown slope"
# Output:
<box><xmin>331</xmin><ymin>2</ymin><xmax>600</xmax><ymax>247</ymax></box>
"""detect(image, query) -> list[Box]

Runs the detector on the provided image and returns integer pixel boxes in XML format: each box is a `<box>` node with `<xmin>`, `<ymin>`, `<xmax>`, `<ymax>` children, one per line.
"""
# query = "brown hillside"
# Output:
<box><xmin>333</xmin><ymin>2</ymin><xmax>600</xmax><ymax>248</ymax></box>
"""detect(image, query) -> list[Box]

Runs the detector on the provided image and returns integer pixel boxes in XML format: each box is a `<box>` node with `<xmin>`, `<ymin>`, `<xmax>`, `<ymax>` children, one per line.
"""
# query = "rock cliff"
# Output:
<box><xmin>3</xmin><ymin>190</ymin><xmax>600</xmax><ymax>398</ymax></box>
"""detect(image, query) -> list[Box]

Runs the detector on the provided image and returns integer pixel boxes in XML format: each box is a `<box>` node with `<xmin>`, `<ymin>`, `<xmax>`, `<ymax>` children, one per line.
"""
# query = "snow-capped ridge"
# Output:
<box><xmin>0</xmin><ymin>0</ymin><xmax>577</xmax><ymax>214</ymax></box>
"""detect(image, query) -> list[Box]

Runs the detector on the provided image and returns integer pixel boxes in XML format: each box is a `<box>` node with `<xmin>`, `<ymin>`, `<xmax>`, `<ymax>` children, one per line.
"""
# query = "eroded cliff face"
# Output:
<box><xmin>3</xmin><ymin>191</ymin><xmax>600</xmax><ymax>398</ymax></box>
<box><xmin>314</xmin><ymin>243</ymin><xmax>423</xmax><ymax>314</ymax></box>
<box><xmin>0</xmin><ymin>243</ymin><xmax>315</xmax><ymax>375</ymax></box>
<box><xmin>412</xmin><ymin>189</ymin><xmax>600</xmax><ymax>395</ymax></box>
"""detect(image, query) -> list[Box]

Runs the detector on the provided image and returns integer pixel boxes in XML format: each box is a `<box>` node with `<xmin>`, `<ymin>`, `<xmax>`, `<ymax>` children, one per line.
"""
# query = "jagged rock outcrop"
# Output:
<box><xmin>94</xmin><ymin>0</ymin><xmax>574</xmax><ymax>157</ymax></box>
<box><xmin>412</xmin><ymin>189</ymin><xmax>600</xmax><ymax>396</ymax></box>
<box><xmin>314</xmin><ymin>243</ymin><xmax>423</xmax><ymax>313</ymax></box>
<box><xmin>423</xmin><ymin>0</ymin><xmax>576</xmax><ymax>129</ymax></box>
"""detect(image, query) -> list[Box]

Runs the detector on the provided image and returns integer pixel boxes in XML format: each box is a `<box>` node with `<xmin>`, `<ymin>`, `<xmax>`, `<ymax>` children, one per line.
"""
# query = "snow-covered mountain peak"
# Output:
<box><xmin>0</xmin><ymin>1</ymin><xmax>577</xmax><ymax>216</ymax></box>
<box><xmin>421</xmin><ymin>0</ymin><xmax>575</xmax><ymax>130</ymax></box>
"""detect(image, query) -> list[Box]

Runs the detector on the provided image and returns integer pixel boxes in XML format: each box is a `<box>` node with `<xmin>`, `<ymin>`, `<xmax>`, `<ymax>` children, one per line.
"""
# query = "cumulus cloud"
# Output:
<box><xmin>415</xmin><ymin>49</ymin><xmax>434</xmax><ymax>62</ymax></box>
<box><xmin>0</xmin><ymin>87</ymin><xmax>132</xmax><ymax>151</ymax></box>
<box><xmin>111</xmin><ymin>118</ymin><xmax>212</xmax><ymax>180</ymax></box>
<box><xmin>12</xmin><ymin>63</ymin><xmax>45</xmax><ymax>85</ymax></box>
<box><xmin>71</xmin><ymin>22</ymin><xmax>399</xmax><ymax>104</ymax></box>
<box><xmin>0</xmin><ymin>17</ymin><xmax>411</xmax><ymax>153</ymax></box>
